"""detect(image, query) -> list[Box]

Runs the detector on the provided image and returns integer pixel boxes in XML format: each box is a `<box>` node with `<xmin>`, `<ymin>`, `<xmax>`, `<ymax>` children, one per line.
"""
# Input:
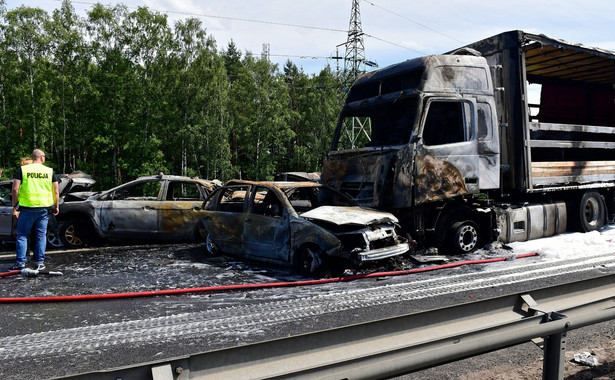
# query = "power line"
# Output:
<box><xmin>363</xmin><ymin>33</ymin><xmax>427</xmax><ymax>55</ymax></box>
<box><xmin>66</xmin><ymin>0</ymin><xmax>347</xmax><ymax>34</ymax></box>
<box><xmin>61</xmin><ymin>0</ymin><xmax>424</xmax><ymax>59</ymax></box>
<box><xmin>361</xmin><ymin>0</ymin><xmax>466</xmax><ymax>44</ymax></box>
<box><xmin>270</xmin><ymin>54</ymin><xmax>331</xmax><ymax>60</ymax></box>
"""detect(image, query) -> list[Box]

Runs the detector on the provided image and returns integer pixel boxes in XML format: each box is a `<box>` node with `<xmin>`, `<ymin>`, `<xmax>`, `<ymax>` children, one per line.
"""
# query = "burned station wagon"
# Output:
<box><xmin>56</xmin><ymin>174</ymin><xmax>218</xmax><ymax>247</ymax></box>
<box><xmin>198</xmin><ymin>180</ymin><xmax>409</xmax><ymax>276</ymax></box>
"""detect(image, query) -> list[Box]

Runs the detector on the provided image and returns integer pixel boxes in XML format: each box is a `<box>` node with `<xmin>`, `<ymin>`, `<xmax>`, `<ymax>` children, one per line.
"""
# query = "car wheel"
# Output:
<box><xmin>205</xmin><ymin>234</ymin><xmax>219</xmax><ymax>255</ymax></box>
<box><xmin>444</xmin><ymin>220</ymin><xmax>480</xmax><ymax>255</ymax></box>
<box><xmin>296</xmin><ymin>246</ymin><xmax>325</xmax><ymax>278</ymax></box>
<box><xmin>59</xmin><ymin>218</ymin><xmax>88</xmax><ymax>248</ymax></box>
<box><xmin>46</xmin><ymin>228</ymin><xmax>63</xmax><ymax>248</ymax></box>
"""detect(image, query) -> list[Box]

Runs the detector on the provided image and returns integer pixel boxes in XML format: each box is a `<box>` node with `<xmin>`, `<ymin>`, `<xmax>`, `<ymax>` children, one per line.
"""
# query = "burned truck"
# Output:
<box><xmin>322</xmin><ymin>30</ymin><xmax>615</xmax><ymax>254</ymax></box>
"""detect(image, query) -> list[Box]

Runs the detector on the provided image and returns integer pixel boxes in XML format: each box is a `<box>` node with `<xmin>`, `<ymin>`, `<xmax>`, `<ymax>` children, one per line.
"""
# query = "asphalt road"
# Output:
<box><xmin>0</xmin><ymin>242</ymin><xmax>613</xmax><ymax>379</ymax></box>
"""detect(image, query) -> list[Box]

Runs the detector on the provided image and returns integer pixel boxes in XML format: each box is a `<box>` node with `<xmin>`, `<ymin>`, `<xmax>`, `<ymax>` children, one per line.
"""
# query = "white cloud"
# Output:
<box><xmin>5</xmin><ymin>0</ymin><xmax>615</xmax><ymax>74</ymax></box>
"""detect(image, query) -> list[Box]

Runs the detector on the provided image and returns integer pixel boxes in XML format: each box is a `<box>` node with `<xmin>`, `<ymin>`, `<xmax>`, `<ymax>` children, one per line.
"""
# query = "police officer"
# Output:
<box><xmin>11</xmin><ymin>149</ymin><xmax>59</xmax><ymax>270</ymax></box>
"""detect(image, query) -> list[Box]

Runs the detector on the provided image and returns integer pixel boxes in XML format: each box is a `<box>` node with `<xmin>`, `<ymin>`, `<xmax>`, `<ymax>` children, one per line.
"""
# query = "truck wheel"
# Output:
<box><xmin>578</xmin><ymin>191</ymin><xmax>606</xmax><ymax>232</ymax></box>
<box><xmin>59</xmin><ymin>219</ymin><xmax>88</xmax><ymax>248</ymax></box>
<box><xmin>445</xmin><ymin>220</ymin><xmax>480</xmax><ymax>254</ymax></box>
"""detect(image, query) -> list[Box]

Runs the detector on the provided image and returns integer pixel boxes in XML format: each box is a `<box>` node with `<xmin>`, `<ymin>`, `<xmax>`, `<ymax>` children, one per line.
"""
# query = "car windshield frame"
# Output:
<box><xmin>332</xmin><ymin>95</ymin><xmax>419</xmax><ymax>151</ymax></box>
<box><xmin>283</xmin><ymin>185</ymin><xmax>357</xmax><ymax>211</ymax></box>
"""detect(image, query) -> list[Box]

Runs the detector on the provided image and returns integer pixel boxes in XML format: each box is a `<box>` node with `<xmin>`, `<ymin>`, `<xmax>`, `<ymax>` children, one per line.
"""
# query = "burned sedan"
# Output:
<box><xmin>198</xmin><ymin>180</ymin><xmax>409</xmax><ymax>276</ymax></box>
<box><xmin>56</xmin><ymin>174</ymin><xmax>218</xmax><ymax>248</ymax></box>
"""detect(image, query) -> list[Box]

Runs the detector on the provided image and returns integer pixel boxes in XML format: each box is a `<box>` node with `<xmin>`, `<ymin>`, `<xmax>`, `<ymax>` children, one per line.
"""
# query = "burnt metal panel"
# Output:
<box><xmin>321</xmin><ymin>151</ymin><xmax>397</xmax><ymax>208</ymax></box>
<box><xmin>522</xmin><ymin>33</ymin><xmax>615</xmax><ymax>86</ymax></box>
<box><xmin>301</xmin><ymin>205</ymin><xmax>398</xmax><ymax>226</ymax></box>
<box><xmin>413</xmin><ymin>150</ymin><xmax>469</xmax><ymax>205</ymax></box>
<box><xmin>201</xmin><ymin>210</ymin><xmax>245</xmax><ymax>255</ymax></box>
<box><xmin>159</xmin><ymin>201</ymin><xmax>202</xmax><ymax>239</ymax></box>
<box><xmin>465</xmin><ymin>31</ymin><xmax>531</xmax><ymax>193</ymax></box>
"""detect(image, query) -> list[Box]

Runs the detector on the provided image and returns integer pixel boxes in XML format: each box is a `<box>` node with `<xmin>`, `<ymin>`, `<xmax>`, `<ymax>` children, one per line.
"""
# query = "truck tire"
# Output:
<box><xmin>578</xmin><ymin>191</ymin><xmax>606</xmax><ymax>232</ymax></box>
<box><xmin>444</xmin><ymin>220</ymin><xmax>480</xmax><ymax>255</ymax></box>
<box><xmin>59</xmin><ymin>218</ymin><xmax>88</xmax><ymax>248</ymax></box>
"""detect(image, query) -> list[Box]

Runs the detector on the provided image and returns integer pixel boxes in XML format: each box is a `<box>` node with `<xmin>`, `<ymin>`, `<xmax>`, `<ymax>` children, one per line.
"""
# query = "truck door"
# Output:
<box><xmin>414</xmin><ymin>98</ymin><xmax>479</xmax><ymax>204</ymax></box>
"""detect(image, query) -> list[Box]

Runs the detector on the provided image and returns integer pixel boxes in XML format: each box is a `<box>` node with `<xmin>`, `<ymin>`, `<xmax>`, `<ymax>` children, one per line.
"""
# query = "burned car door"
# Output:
<box><xmin>201</xmin><ymin>185</ymin><xmax>249</xmax><ymax>254</ymax></box>
<box><xmin>159</xmin><ymin>180</ymin><xmax>207</xmax><ymax>240</ymax></box>
<box><xmin>99</xmin><ymin>180</ymin><xmax>162</xmax><ymax>237</ymax></box>
<box><xmin>0</xmin><ymin>181</ymin><xmax>15</xmax><ymax>240</ymax></box>
<box><xmin>243</xmin><ymin>186</ymin><xmax>290</xmax><ymax>262</ymax></box>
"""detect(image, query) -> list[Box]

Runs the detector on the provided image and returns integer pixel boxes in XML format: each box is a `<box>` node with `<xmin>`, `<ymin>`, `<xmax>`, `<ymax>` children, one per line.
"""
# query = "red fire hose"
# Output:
<box><xmin>0</xmin><ymin>252</ymin><xmax>538</xmax><ymax>303</ymax></box>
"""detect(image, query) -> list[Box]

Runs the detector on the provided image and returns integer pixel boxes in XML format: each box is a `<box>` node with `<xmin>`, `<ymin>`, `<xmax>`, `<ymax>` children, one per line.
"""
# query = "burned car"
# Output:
<box><xmin>198</xmin><ymin>180</ymin><xmax>409</xmax><ymax>276</ymax></box>
<box><xmin>56</xmin><ymin>174</ymin><xmax>218</xmax><ymax>248</ymax></box>
<box><xmin>0</xmin><ymin>171</ymin><xmax>96</xmax><ymax>247</ymax></box>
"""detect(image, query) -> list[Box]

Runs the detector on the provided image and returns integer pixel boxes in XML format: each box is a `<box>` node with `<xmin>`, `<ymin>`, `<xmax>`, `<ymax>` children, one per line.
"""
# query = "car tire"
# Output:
<box><xmin>204</xmin><ymin>234</ymin><xmax>219</xmax><ymax>255</ymax></box>
<box><xmin>59</xmin><ymin>218</ymin><xmax>88</xmax><ymax>248</ymax></box>
<box><xmin>46</xmin><ymin>228</ymin><xmax>63</xmax><ymax>248</ymax></box>
<box><xmin>443</xmin><ymin>219</ymin><xmax>480</xmax><ymax>255</ymax></box>
<box><xmin>296</xmin><ymin>246</ymin><xmax>326</xmax><ymax>278</ymax></box>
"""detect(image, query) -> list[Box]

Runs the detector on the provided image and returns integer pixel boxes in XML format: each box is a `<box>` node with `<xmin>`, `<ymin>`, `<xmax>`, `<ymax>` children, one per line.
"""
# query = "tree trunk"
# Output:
<box><xmin>29</xmin><ymin>68</ymin><xmax>37</xmax><ymax>149</ymax></box>
<box><xmin>62</xmin><ymin>73</ymin><xmax>67</xmax><ymax>173</ymax></box>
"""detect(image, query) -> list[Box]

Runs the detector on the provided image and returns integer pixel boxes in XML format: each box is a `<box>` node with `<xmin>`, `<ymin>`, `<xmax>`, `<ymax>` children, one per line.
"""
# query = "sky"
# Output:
<box><xmin>4</xmin><ymin>0</ymin><xmax>615</xmax><ymax>75</ymax></box>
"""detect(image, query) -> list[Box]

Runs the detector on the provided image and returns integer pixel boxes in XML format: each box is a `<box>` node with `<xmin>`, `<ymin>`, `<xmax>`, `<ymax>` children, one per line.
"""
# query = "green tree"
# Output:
<box><xmin>236</xmin><ymin>54</ymin><xmax>293</xmax><ymax>180</ymax></box>
<box><xmin>222</xmin><ymin>40</ymin><xmax>243</xmax><ymax>174</ymax></box>
<box><xmin>4</xmin><ymin>5</ymin><xmax>50</xmax><ymax>151</ymax></box>
<box><xmin>85</xmin><ymin>3</ymin><xmax>135</xmax><ymax>187</ymax></box>
<box><xmin>282</xmin><ymin>62</ymin><xmax>341</xmax><ymax>173</ymax></box>
<box><xmin>0</xmin><ymin>0</ymin><xmax>18</xmax><ymax>170</ymax></box>
<box><xmin>46</xmin><ymin>0</ymin><xmax>86</xmax><ymax>173</ymax></box>
<box><xmin>168</xmin><ymin>17</ymin><xmax>210</xmax><ymax>177</ymax></box>
<box><xmin>122</xmin><ymin>6</ymin><xmax>172</xmax><ymax>177</ymax></box>
<box><xmin>0</xmin><ymin>1</ymin><xmax>344</xmax><ymax>187</ymax></box>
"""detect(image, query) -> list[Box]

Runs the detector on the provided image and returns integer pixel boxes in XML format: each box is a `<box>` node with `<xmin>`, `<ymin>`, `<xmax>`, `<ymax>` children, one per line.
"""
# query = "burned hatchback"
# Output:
<box><xmin>198</xmin><ymin>180</ymin><xmax>409</xmax><ymax>276</ymax></box>
<box><xmin>56</xmin><ymin>174</ymin><xmax>218</xmax><ymax>247</ymax></box>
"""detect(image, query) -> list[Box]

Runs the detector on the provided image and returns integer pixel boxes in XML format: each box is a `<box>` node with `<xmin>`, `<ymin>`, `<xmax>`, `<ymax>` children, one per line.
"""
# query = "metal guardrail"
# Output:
<box><xmin>60</xmin><ymin>273</ymin><xmax>615</xmax><ymax>380</ymax></box>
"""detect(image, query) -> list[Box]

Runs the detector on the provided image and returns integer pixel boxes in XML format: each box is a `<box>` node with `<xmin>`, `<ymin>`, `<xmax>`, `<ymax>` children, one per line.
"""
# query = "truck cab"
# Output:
<box><xmin>323</xmin><ymin>53</ymin><xmax>500</xmax><ymax>252</ymax></box>
<box><xmin>323</xmin><ymin>31</ymin><xmax>615</xmax><ymax>253</ymax></box>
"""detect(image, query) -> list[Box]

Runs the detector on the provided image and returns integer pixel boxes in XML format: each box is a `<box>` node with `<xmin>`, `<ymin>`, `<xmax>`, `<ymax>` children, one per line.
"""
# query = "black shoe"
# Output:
<box><xmin>34</xmin><ymin>263</ymin><xmax>45</xmax><ymax>271</ymax></box>
<box><xmin>10</xmin><ymin>264</ymin><xmax>25</xmax><ymax>271</ymax></box>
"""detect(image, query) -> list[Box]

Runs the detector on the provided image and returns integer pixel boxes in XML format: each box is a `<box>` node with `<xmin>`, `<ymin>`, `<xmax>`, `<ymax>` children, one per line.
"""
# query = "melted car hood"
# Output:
<box><xmin>300</xmin><ymin>206</ymin><xmax>398</xmax><ymax>226</ymax></box>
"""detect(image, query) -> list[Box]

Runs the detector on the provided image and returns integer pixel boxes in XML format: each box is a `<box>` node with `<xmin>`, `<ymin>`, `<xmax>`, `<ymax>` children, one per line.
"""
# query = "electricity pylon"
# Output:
<box><xmin>335</xmin><ymin>0</ymin><xmax>377</xmax><ymax>149</ymax></box>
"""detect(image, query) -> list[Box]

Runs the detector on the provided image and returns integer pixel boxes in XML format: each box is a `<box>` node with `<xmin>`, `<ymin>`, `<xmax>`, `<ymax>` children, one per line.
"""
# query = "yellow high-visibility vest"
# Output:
<box><xmin>18</xmin><ymin>163</ymin><xmax>54</xmax><ymax>207</ymax></box>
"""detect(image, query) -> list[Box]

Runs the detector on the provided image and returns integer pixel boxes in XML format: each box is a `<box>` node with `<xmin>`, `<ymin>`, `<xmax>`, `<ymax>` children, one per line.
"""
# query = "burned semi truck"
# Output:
<box><xmin>322</xmin><ymin>30</ymin><xmax>615</xmax><ymax>254</ymax></box>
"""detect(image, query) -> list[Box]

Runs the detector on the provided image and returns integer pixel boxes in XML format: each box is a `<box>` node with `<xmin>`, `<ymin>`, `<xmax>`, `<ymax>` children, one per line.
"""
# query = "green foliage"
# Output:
<box><xmin>0</xmin><ymin>1</ymin><xmax>342</xmax><ymax>190</ymax></box>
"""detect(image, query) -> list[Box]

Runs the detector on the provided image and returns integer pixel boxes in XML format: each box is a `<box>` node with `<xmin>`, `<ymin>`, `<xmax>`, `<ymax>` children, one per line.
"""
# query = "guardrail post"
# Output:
<box><xmin>151</xmin><ymin>363</ymin><xmax>174</xmax><ymax>380</ymax></box>
<box><xmin>542</xmin><ymin>312</ymin><xmax>567</xmax><ymax>380</ymax></box>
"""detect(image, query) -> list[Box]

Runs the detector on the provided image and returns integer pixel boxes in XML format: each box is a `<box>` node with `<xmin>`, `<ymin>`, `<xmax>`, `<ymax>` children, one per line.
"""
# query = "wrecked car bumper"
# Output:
<box><xmin>356</xmin><ymin>242</ymin><xmax>410</xmax><ymax>261</ymax></box>
<box><xmin>334</xmin><ymin>224</ymin><xmax>409</xmax><ymax>262</ymax></box>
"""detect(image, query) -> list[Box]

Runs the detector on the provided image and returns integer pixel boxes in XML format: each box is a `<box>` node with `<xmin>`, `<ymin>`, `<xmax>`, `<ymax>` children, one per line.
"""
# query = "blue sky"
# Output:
<box><xmin>5</xmin><ymin>0</ymin><xmax>615</xmax><ymax>75</ymax></box>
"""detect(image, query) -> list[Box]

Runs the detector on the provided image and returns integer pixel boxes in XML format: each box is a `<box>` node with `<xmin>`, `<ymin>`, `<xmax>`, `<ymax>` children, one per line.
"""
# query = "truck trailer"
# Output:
<box><xmin>322</xmin><ymin>30</ymin><xmax>615</xmax><ymax>254</ymax></box>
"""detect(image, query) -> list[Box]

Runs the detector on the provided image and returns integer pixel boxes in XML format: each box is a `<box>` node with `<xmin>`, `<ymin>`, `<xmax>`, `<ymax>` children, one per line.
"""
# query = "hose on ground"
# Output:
<box><xmin>0</xmin><ymin>252</ymin><xmax>538</xmax><ymax>303</ymax></box>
